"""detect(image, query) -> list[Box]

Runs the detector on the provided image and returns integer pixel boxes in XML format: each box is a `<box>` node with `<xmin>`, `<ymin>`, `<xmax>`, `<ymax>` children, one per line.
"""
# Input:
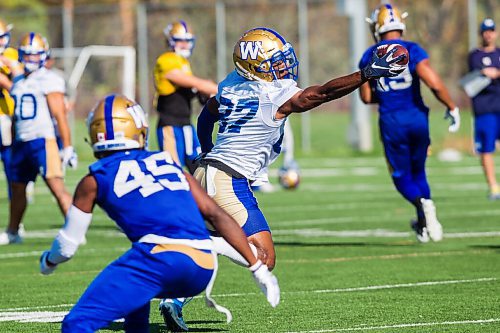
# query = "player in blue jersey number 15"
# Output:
<box><xmin>360</xmin><ymin>4</ymin><xmax>460</xmax><ymax>243</ymax></box>
<box><xmin>39</xmin><ymin>94</ymin><xmax>279</xmax><ymax>333</ymax></box>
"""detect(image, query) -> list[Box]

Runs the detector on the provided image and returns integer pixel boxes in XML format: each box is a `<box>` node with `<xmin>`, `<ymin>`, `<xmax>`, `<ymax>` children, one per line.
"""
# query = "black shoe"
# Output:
<box><xmin>159</xmin><ymin>301</ymin><xmax>189</xmax><ymax>332</ymax></box>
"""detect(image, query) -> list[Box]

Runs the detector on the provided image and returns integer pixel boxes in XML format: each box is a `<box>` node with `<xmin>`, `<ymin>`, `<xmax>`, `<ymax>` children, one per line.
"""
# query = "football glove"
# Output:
<box><xmin>40</xmin><ymin>251</ymin><xmax>57</xmax><ymax>275</ymax></box>
<box><xmin>249</xmin><ymin>260</ymin><xmax>280</xmax><ymax>308</ymax></box>
<box><xmin>444</xmin><ymin>107</ymin><xmax>460</xmax><ymax>133</ymax></box>
<box><xmin>361</xmin><ymin>48</ymin><xmax>407</xmax><ymax>80</ymax></box>
<box><xmin>62</xmin><ymin>146</ymin><xmax>78</xmax><ymax>169</ymax></box>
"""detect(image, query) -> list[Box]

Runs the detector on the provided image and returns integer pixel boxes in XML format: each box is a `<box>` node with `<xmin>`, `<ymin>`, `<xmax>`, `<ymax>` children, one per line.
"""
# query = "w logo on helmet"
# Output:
<box><xmin>126</xmin><ymin>105</ymin><xmax>148</xmax><ymax>129</ymax></box>
<box><xmin>239</xmin><ymin>41</ymin><xmax>262</xmax><ymax>60</ymax></box>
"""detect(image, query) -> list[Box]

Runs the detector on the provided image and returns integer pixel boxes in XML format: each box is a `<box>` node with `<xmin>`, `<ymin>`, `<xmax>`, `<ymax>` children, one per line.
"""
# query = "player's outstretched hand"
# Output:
<box><xmin>362</xmin><ymin>48</ymin><xmax>407</xmax><ymax>80</ymax></box>
<box><xmin>444</xmin><ymin>107</ymin><xmax>460</xmax><ymax>133</ymax></box>
<box><xmin>40</xmin><ymin>251</ymin><xmax>57</xmax><ymax>275</ymax></box>
<box><xmin>249</xmin><ymin>260</ymin><xmax>280</xmax><ymax>307</ymax></box>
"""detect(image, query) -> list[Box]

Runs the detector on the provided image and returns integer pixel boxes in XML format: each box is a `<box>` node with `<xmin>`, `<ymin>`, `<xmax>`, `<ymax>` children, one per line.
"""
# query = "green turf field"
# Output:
<box><xmin>0</xmin><ymin>111</ymin><xmax>499</xmax><ymax>332</ymax></box>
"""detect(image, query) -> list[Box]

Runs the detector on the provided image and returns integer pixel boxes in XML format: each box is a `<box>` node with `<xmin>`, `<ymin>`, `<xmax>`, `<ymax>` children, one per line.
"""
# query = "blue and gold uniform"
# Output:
<box><xmin>63</xmin><ymin>150</ymin><xmax>215</xmax><ymax>332</ymax></box>
<box><xmin>154</xmin><ymin>21</ymin><xmax>202</xmax><ymax>170</ymax></box>
<box><xmin>359</xmin><ymin>39</ymin><xmax>431</xmax><ymax>211</ymax></box>
<box><xmin>60</xmin><ymin>94</ymin><xmax>215</xmax><ymax>332</ymax></box>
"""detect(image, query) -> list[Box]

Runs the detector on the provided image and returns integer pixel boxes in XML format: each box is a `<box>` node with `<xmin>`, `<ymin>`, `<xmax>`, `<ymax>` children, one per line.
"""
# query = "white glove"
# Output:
<box><xmin>62</xmin><ymin>146</ymin><xmax>78</xmax><ymax>169</ymax></box>
<box><xmin>249</xmin><ymin>260</ymin><xmax>280</xmax><ymax>308</ymax></box>
<box><xmin>444</xmin><ymin>107</ymin><xmax>460</xmax><ymax>133</ymax></box>
<box><xmin>40</xmin><ymin>251</ymin><xmax>57</xmax><ymax>275</ymax></box>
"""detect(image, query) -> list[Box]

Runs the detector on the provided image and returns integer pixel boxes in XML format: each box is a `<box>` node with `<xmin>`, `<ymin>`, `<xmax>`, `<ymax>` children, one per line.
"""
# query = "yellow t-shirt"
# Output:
<box><xmin>0</xmin><ymin>47</ymin><xmax>18</xmax><ymax>117</ymax></box>
<box><xmin>154</xmin><ymin>52</ymin><xmax>193</xmax><ymax>96</ymax></box>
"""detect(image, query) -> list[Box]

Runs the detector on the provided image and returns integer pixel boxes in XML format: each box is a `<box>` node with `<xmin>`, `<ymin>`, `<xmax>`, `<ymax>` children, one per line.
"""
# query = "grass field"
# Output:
<box><xmin>0</xmin><ymin>111</ymin><xmax>499</xmax><ymax>332</ymax></box>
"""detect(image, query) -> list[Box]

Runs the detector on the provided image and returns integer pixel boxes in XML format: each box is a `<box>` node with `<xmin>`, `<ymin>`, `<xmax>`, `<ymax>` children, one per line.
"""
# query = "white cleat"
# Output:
<box><xmin>0</xmin><ymin>231</ymin><xmax>23</xmax><ymax>245</ymax></box>
<box><xmin>420</xmin><ymin>199</ymin><xmax>443</xmax><ymax>242</ymax></box>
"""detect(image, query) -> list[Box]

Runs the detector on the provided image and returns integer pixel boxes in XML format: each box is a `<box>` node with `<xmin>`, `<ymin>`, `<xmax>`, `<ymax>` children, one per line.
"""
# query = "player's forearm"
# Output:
<box><xmin>208</xmin><ymin>209</ymin><xmax>258</xmax><ymax>267</ymax></box>
<box><xmin>294</xmin><ymin>72</ymin><xmax>366</xmax><ymax>112</ymax></box>
<box><xmin>430</xmin><ymin>85</ymin><xmax>456</xmax><ymax>110</ymax></box>
<box><xmin>56</xmin><ymin>115</ymin><xmax>72</xmax><ymax>148</ymax></box>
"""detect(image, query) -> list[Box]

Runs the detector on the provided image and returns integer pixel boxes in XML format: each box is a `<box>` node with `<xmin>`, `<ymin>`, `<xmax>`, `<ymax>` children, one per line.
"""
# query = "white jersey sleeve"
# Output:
<box><xmin>260</xmin><ymin>79</ymin><xmax>301</xmax><ymax>127</ymax></box>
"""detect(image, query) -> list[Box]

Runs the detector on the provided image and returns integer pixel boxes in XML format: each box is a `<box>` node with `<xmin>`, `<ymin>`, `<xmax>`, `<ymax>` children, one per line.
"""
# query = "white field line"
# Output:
<box><xmin>263</xmin><ymin>198</ymin><xmax>497</xmax><ymax>214</ymax></box>
<box><xmin>278</xmin><ymin>250</ymin><xmax>493</xmax><ymax>264</ymax></box>
<box><xmin>285</xmin><ymin>318</ymin><xmax>500</xmax><ymax>333</ymax></box>
<box><xmin>272</xmin><ymin>209</ymin><xmax>500</xmax><ymax>227</ymax></box>
<box><xmin>299</xmin><ymin>182</ymin><xmax>487</xmax><ymax>193</ymax></box>
<box><xmin>0</xmin><ymin>277</ymin><xmax>495</xmax><ymax>315</ymax></box>
<box><xmin>272</xmin><ymin>228</ymin><xmax>500</xmax><ymax>238</ymax></box>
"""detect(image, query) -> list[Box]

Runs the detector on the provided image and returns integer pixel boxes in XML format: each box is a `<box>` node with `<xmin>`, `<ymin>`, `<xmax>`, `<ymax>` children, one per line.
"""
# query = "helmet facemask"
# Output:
<box><xmin>0</xmin><ymin>32</ymin><xmax>10</xmax><ymax>54</ymax></box>
<box><xmin>259</xmin><ymin>42</ymin><xmax>299</xmax><ymax>81</ymax></box>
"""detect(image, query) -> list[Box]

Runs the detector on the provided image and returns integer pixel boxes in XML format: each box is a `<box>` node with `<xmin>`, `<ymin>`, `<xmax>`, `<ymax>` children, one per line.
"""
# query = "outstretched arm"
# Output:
<box><xmin>277</xmin><ymin>72</ymin><xmax>366</xmax><ymax>117</ymax></box>
<box><xmin>40</xmin><ymin>175</ymin><xmax>96</xmax><ymax>274</ymax></box>
<box><xmin>277</xmin><ymin>47</ymin><xmax>406</xmax><ymax>118</ymax></box>
<box><xmin>166</xmin><ymin>69</ymin><xmax>218</xmax><ymax>96</ymax></box>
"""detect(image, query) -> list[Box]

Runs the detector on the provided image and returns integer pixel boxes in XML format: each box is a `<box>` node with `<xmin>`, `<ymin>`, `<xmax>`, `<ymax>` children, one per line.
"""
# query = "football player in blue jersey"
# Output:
<box><xmin>155</xmin><ymin>26</ymin><xmax>407</xmax><ymax>331</ymax></box>
<box><xmin>359</xmin><ymin>4</ymin><xmax>460</xmax><ymax>243</ymax></box>
<box><xmin>467</xmin><ymin>18</ymin><xmax>500</xmax><ymax>200</ymax></box>
<box><xmin>39</xmin><ymin>94</ymin><xmax>279</xmax><ymax>333</ymax></box>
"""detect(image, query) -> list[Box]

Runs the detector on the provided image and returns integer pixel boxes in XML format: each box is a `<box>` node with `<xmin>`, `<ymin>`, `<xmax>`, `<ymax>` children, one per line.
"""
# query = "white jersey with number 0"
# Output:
<box><xmin>11</xmin><ymin>67</ymin><xmax>65</xmax><ymax>142</ymax></box>
<box><xmin>207</xmin><ymin>70</ymin><xmax>301</xmax><ymax>180</ymax></box>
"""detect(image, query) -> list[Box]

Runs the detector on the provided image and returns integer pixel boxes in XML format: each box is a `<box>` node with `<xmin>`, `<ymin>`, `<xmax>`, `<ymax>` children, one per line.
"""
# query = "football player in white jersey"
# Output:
<box><xmin>159</xmin><ymin>27</ymin><xmax>407</xmax><ymax>330</ymax></box>
<box><xmin>0</xmin><ymin>32</ymin><xmax>76</xmax><ymax>245</ymax></box>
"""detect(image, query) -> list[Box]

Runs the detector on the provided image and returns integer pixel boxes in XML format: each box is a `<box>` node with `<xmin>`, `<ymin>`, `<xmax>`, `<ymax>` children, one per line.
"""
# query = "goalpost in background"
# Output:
<box><xmin>50</xmin><ymin>45</ymin><xmax>136</xmax><ymax>141</ymax></box>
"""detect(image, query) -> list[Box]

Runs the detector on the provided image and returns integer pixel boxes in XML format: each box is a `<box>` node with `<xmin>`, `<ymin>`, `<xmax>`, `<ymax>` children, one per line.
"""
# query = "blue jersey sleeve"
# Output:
<box><xmin>407</xmin><ymin>42</ymin><xmax>429</xmax><ymax>71</ymax></box>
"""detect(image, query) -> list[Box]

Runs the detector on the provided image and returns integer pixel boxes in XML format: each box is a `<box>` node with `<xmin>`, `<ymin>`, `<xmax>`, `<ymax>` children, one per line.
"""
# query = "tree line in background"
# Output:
<box><xmin>0</xmin><ymin>0</ymin><xmax>498</xmax><ymax>116</ymax></box>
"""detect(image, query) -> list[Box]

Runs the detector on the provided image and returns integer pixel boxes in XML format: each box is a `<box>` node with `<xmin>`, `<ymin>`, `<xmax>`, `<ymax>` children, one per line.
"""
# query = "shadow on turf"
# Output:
<box><xmin>105</xmin><ymin>320</ymin><xmax>227</xmax><ymax>332</ymax></box>
<box><xmin>275</xmin><ymin>241</ymin><xmax>414</xmax><ymax>247</ymax></box>
<box><xmin>469</xmin><ymin>244</ymin><xmax>500</xmax><ymax>251</ymax></box>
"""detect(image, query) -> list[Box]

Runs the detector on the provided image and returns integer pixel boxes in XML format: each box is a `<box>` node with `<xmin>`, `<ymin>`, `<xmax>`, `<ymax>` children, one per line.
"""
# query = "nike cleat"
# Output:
<box><xmin>160</xmin><ymin>301</ymin><xmax>189</xmax><ymax>332</ymax></box>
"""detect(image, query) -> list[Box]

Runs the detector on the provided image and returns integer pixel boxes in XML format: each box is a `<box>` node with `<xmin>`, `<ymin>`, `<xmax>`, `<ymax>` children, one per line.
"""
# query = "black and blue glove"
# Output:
<box><xmin>361</xmin><ymin>48</ymin><xmax>407</xmax><ymax>80</ymax></box>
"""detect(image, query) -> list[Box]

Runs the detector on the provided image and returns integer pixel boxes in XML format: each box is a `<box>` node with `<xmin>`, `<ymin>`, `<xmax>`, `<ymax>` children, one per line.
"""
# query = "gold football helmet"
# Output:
<box><xmin>163</xmin><ymin>20</ymin><xmax>195</xmax><ymax>58</ymax></box>
<box><xmin>87</xmin><ymin>94</ymin><xmax>149</xmax><ymax>157</ymax></box>
<box><xmin>0</xmin><ymin>19</ymin><xmax>12</xmax><ymax>54</ymax></box>
<box><xmin>233</xmin><ymin>27</ymin><xmax>299</xmax><ymax>82</ymax></box>
<box><xmin>366</xmin><ymin>4</ymin><xmax>408</xmax><ymax>42</ymax></box>
<box><xmin>18</xmin><ymin>32</ymin><xmax>50</xmax><ymax>72</ymax></box>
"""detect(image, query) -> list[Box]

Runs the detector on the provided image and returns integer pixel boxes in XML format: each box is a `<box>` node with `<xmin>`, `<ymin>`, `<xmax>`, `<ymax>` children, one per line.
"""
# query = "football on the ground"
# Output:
<box><xmin>376</xmin><ymin>43</ymin><xmax>409</xmax><ymax>66</ymax></box>
<box><xmin>278</xmin><ymin>167</ymin><xmax>300</xmax><ymax>190</ymax></box>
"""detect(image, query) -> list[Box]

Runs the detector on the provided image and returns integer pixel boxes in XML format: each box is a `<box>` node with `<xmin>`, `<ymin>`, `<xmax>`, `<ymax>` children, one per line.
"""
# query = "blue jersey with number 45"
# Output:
<box><xmin>89</xmin><ymin>150</ymin><xmax>210</xmax><ymax>242</ymax></box>
<box><xmin>359</xmin><ymin>39</ymin><xmax>429</xmax><ymax>115</ymax></box>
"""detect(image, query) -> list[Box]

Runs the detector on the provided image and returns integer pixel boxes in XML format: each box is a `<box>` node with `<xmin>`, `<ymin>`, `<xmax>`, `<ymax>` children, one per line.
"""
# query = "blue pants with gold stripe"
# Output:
<box><xmin>10</xmin><ymin>138</ymin><xmax>63</xmax><ymax>183</ymax></box>
<box><xmin>62</xmin><ymin>242</ymin><xmax>214</xmax><ymax>333</ymax></box>
<box><xmin>157</xmin><ymin>125</ymin><xmax>201</xmax><ymax>171</ymax></box>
